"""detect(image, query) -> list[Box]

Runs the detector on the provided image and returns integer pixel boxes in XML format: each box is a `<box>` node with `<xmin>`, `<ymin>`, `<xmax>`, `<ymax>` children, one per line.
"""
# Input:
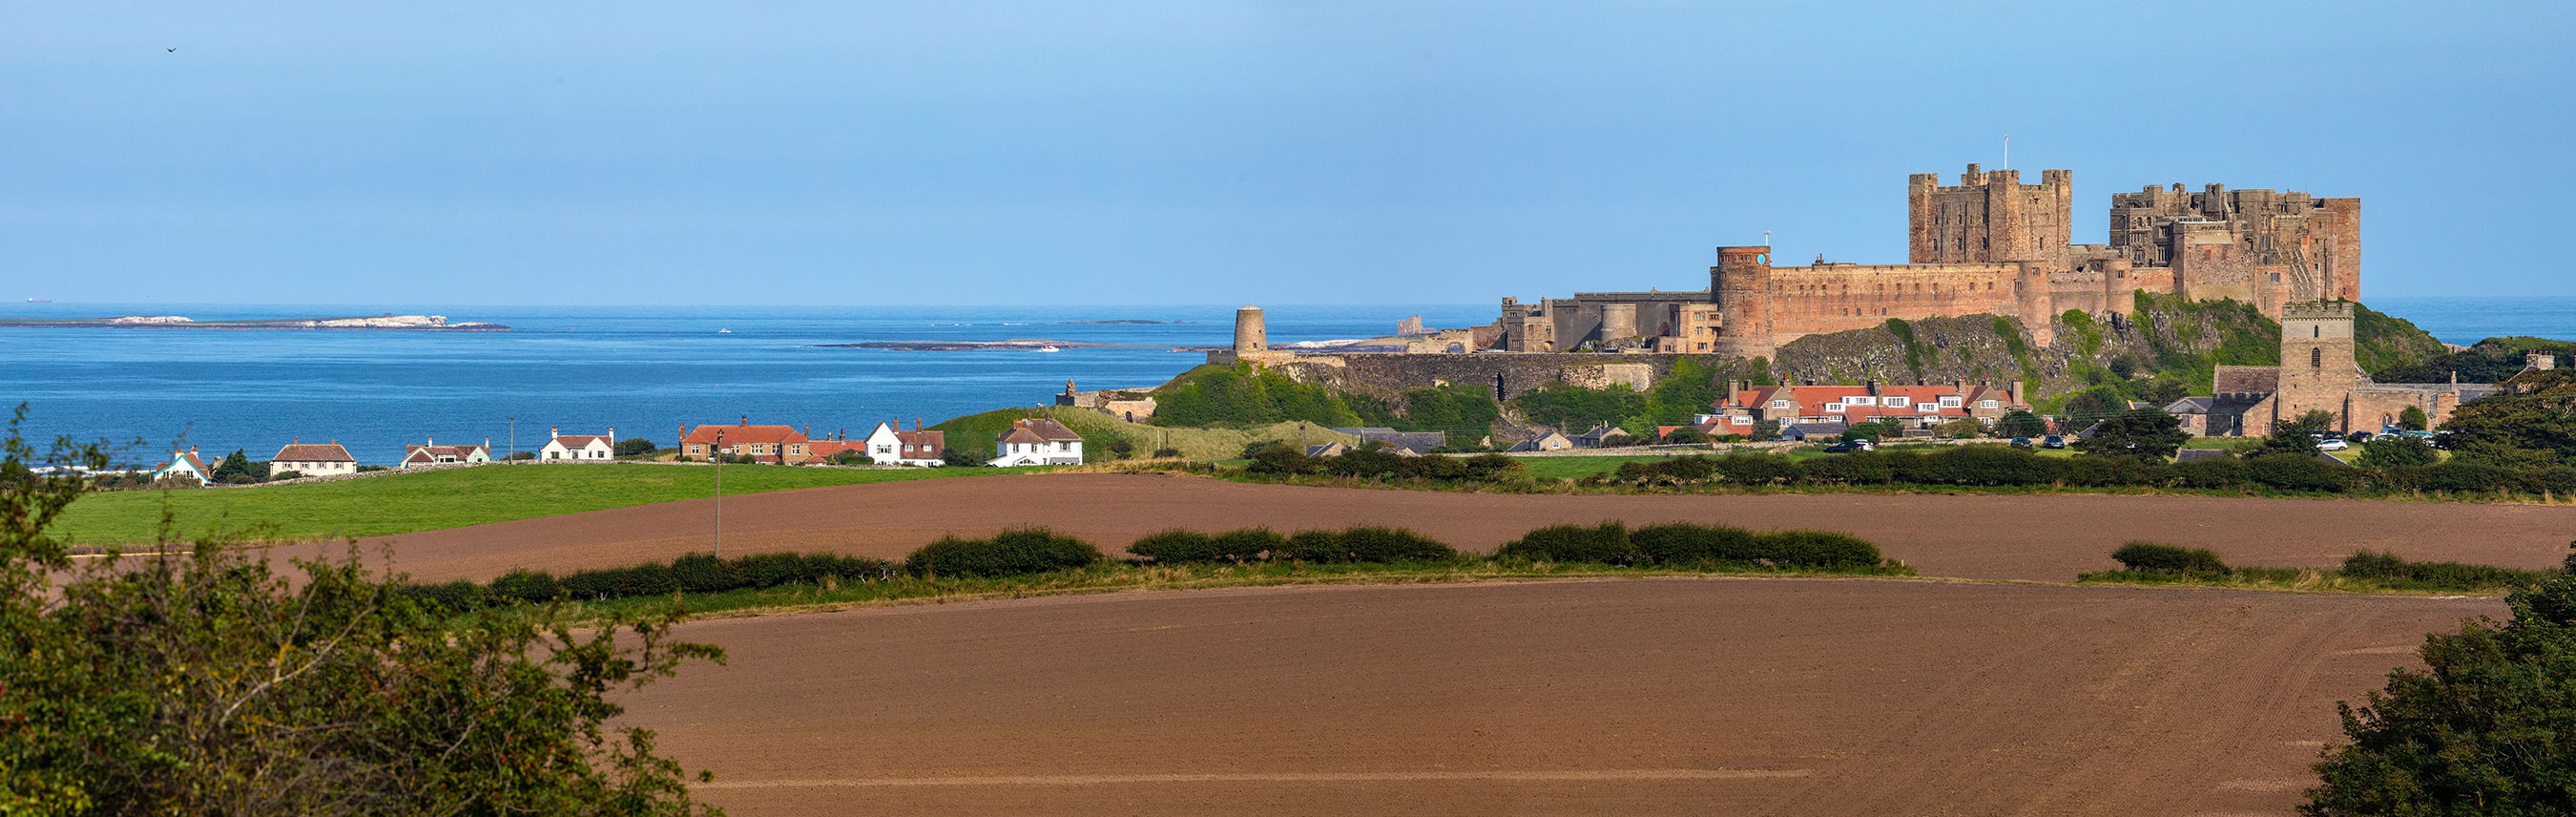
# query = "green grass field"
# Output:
<box><xmin>53</xmin><ymin>463</ymin><xmax>1012</xmax><ymax>546</ymax></box>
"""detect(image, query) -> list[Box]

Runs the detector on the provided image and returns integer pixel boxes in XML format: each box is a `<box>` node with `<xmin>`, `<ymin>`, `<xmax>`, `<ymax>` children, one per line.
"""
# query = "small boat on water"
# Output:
<box><xmin>25</xmin><ymin>298</ymin><xmax>51</xmax><ymax>303</ymax></box>
<box><xmin>1036</xmin><ymin>345</ymin><xmax>1060</xmax><ymax>353</ymax></box>
<box><xmin>717</xmin><ymin>328</ymin><xmax>733</xmax><ymax>334</ymax></box>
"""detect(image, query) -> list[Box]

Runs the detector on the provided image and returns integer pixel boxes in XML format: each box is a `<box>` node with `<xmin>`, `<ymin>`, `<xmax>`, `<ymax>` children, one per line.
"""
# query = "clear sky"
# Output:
<box><xmin>5</xmin><ymin>1</ymin><xmax>2567</xmax><ymax>305</ymax></box>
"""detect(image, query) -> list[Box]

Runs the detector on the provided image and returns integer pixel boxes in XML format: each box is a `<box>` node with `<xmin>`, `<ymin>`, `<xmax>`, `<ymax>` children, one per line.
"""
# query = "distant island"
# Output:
<box><xmin>1059</xmin><ymin>320</ymin><xmax>1192</xmax><ymax>325</ymax></box>
<box><xmin>0</xmin><ymin>314</ymin><xmax>509</xmax><ymax>331</ymax></box>
<box><xmin>818</xmin><ymin>338</ymin><xmax>1219</xmax><ymax>351</ymax></box>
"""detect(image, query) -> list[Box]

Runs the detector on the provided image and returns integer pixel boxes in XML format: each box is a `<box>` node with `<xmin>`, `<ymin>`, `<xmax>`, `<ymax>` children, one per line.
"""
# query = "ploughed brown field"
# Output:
<box><xmin>357</xmin><ymin>472</ymin><xmax>2576</xmax><ymax>583</ymax></box>
<box><xmin>624</xmin><ymin>578</ymin><xmax>2498</xmax><ymax>817</ymax></box>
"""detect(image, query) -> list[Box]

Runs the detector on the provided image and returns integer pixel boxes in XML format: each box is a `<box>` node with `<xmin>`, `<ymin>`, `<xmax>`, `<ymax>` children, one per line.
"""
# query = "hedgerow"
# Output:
<box><xmin>907</xmin><ymin>529</ymin><xmax>1104</xmax><ymax>577</ymax></box>
<box><xmin>1581</xmin><ymin>445</ymin><xmax>2574</xmax><ymax>500</ymax></box>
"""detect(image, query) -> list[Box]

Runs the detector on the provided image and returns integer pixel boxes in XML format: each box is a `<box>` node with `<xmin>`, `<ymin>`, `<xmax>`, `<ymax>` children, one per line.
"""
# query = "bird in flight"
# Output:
<box><xmin>166</xmin><ymin>48</ymin><xmax>176</xmax><ymax>52</ymax></box>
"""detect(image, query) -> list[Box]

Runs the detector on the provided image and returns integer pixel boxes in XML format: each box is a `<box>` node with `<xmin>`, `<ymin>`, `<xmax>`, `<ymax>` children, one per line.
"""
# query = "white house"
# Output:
<box><xmin>273</xmin><ymin>441</ymin><xmax>359</xmax><ymax>476</ymax></box>
<box><xmin>862</xmin><ymin>421</ymin><xmax>946</xmax><ymax>467</ymax></box>
<box><xmin>149</xmin><ymin>448</ymin><xmax>217</xmax><ymax>486</ymax></box>
<box><xmin>539</xmin><ymin>428</ymin><xmax>616</xmax><ymax>461</ymax></box>
<box><xmin>400</xmin><ymin>437</ymin><xmax>491</xmax><ymax>469</ymax></box>
<box><xmin>987</xmin><ymin>418</ymin><xmax>1083</xmax><ymax>467</ymax></box>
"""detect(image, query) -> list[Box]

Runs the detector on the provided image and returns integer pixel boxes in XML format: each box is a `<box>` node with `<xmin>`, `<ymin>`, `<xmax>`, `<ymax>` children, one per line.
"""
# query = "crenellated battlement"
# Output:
<box><xmin>2281</xmin><ymin>301</ymin><xmax>2357</xmax><ymax>321</ymax></box>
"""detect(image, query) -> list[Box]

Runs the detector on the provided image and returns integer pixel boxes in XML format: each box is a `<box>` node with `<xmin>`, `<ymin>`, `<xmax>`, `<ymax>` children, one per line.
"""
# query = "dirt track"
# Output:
<box><xmin>354</xmin><ymin>472</ymin><xmax>2576</xmax><ymax>583</ymax></box>
<box><xmin>624</xmin><ymin>578</ymin><xmax>2495</xmax><ymax>816</ymax></box>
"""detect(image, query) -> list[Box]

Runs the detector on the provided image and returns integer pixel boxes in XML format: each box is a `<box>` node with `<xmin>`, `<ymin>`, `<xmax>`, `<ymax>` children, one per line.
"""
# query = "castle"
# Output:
<box><xmin>1497</xmin><ymin>164</ymin><xmax>2360</xmax><ymax>357</ymax></box>
<box><xmin>2190</xmin><ymin>302</ymin><xmax>2508</xmax><ymax>436</ymax></box>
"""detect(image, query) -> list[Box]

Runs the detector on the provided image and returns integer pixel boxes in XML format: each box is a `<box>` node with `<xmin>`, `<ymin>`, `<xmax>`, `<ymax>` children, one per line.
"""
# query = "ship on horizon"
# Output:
<box><xmin>25</xmin><ymin>298</ymin><xmax>51</xmax><ymax>303</ymax></box>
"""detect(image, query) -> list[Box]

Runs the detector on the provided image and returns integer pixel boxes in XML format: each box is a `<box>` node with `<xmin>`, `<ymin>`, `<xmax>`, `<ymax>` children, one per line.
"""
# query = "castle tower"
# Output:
<box><xmin>1909</xmin><ymin>163</ymin><xmax>2073</xmax><ymax>263</ymax></box>
<box><xmin>1710</xmin><ymin>246</ymin><xmax>1775</xmax><ymax>358</ymax></box>
<box><xmin>2275</xmin><ymin>301</ymin><xmax>2360</xmax><ymax>432</ymax></box>
<box><xmin>1233</xmin><ymin>305</ymin><xmax>1267</xmax><ymax>354</ymax></box>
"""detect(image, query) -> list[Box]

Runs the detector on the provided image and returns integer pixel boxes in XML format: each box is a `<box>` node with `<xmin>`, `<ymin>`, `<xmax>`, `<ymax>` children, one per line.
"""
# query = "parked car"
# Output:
<box><xmin>2346</xmin><ymin>430</ymin><xmax>2375</xmax><ymax>444</ymax></box>
<box><xmin>2317</xmin><ymin>437</ymin><xmax>2351</xmax><ymax>451</ymax></box>
<box><xmin>2041</xmin><ymin>435</ymin><xmax>2067</xmax><ymax>450</ymax></box>
<box><xmin>1820</xmin><ymin>439</ymin><xmax>1876</xmax><ymax>453</ymax></box>
<box><xmin>2009</xmin><ymin>437</ymin><xmax>2033</xmax><ymax>449</ymax></box>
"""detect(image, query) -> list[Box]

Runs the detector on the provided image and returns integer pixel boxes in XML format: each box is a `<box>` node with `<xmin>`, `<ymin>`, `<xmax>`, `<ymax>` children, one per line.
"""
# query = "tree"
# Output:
<box><xmin>2255</xmin><ymin>409</ymin><xmax>2339</xmax><ymax>458</ymax></box>
<box><xmin>825</xmin><ymin>450</ymin><xmax>869</xmax><ymax>466</ymax></box>
<box><xmin>2358</xmin><ymin>434</ymin><xmax>2438</xmax><ymax>469</ymax></box>
<box><xmin>1752</xmin><ymin>419</ymin><xmax>1781</xmax><ymax>441</ymax></box>
<box><xmin>1507</xmin><ymin>383</ymin><xmax>1648</xmax><ymax>431</ymax></box>
<box><xmin>2396</xmin><ymin>405</ymin><xmax>2429</xmax><ymax>432</ymax></box>
<box><xmin>209</xmin><ymin>448</ymin><xmax>269</xmax><ymax>484</ymax></box>
<box><xmin>1937</xmin><ymin>418</ymin><xmax>1984</xmax><ymax>439</ymax></box>
<box><xmin>614</xmin><ymin>437</ymin><xmax>659</xmax><ymax>457</ymax></box>
<box><xmin>2060</xmin><ymin>388</ymin><xmax>2125</xmax><ymax>428</ymax></box>
<box><xmin>941</xmin><ymin>448</ymin><xmax>984</xmax><ymax>467</ymax></box>
<box><xmin>2303</xmin><ymin>547</ymin><xmax>2576</xmax><ymax>815</ymax></box>
<box><xmin>0</xmin><ymin>406</ymin><xmax>726</xmax><ymax>814</ymax></box>
<box><xmin>2072</xmin><ymin>408</ymin><xmax>2189</xmax><ymax>463</ymax></box>
<box><xmin>1995</xmin><ymin>409</ymin><xmax>2047</xmax><ymax>439</ymax></box>
<box><xmin>1662</xmin><ymin>426</ymin><xmax>1711</xmax><ymax>445</ymax></box>
<box><xmin>2439</xmin><ymin>370</ymin><xmax>2576</xmax><ymax>468</ymax></box>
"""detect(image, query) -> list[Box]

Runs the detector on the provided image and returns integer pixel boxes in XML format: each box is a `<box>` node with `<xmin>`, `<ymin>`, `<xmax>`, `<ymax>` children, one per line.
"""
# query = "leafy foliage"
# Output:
<box><xmin>1150</xmin><ymin>363</ymin><xmax>1361</xmax><ymax>428</ymax></box>
<box><xmin>2441</xmin><ymin>370</ymin><xmax>2576</xmax><ymax>468</ymax></box>
<box><xmin>0</xmin><ymin>406</ymin><xmax>727</xmax><ymax>815</ymax></box>
<box><xmin>2110</xmin><ymin>541</ymin><xmax>2231</xmax><ymax>576</ymax></box>
<box><xmin>2304</xmin><ymin>551</ymin><xmax>2576</xmax><ymax>814</ymax></box>
<box><xmin>1508</xmin><ymin>382</ymin><xmax>1647</xmax><ymax>431</ymax></box>
<box><xmin>2358</xmin><ymin>434</ymin><xmax>2438</xmax><ymax>469</ymax></box>
<box><xmin>904</xmin><ymin>529</ymin><xmax>1105</xmax><ymax>577</ymax></box>
<box><xmin>2073</xmin><ymin>409</ymin><xmax>2189</xmax><ymax>463</ymax></box>
<box><xmin>614</xmin><ymin>437</ymin><xmax>659</xmax><ymax>457</ymax></box>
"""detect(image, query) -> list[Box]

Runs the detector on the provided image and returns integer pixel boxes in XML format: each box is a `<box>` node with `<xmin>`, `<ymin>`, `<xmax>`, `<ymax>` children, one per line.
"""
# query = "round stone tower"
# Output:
<box><xmin>1711</xmin><ymin>246</ymin><xmax>1775</xmax><ymax>358</ymax></box>
<box><xmin>1234</xmin><ymin>305</ymin><xmax>1268</xmax><ymax>354</ymax></box>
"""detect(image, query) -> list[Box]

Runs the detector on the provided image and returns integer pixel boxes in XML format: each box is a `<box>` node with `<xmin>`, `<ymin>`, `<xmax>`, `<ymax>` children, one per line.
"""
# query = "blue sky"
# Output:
<box><xmin>4</xmin><ymin>1</ymin><xmax>2567</xmax><ymax>305</ymax></box>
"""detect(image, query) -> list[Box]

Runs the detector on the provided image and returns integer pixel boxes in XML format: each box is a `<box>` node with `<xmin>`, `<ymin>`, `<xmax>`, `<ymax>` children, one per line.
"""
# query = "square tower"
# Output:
<box><xmin>2274</xmin><ymin>301</ymin><xmax>2360</xmax><ymax>429</ymax></box>
<box><xmin>1908</xmin><ymin>164</ymin><xmax>2073</xmax><ymax>263</ymax></box>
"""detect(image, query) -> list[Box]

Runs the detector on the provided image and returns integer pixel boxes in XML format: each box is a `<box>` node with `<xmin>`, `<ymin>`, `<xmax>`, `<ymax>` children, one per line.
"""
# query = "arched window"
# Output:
<box><xmin>2311</xmin><ymin>347</ymin><xmax>2322</xmax><ymax>368</ymax></box>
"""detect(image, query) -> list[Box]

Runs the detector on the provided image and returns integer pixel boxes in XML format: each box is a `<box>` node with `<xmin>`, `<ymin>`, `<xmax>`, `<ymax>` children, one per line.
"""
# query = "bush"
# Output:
<box><xmin>905</xmin><ymin>529</ymin><xmax>1104</xmax><ymax>577</ymax></box>
<box><xmin>406</xmin><ymin>579</ymin><xmax>491</xmax><ymax>614</ymax></box>
<box><xmin>1755</xmin><ymin>531</ymin><xmax>1882</xmax><ymax>568</ymax></box>
<box><xmin>732</xmin><ymin>552</ymin><xmax>814</xmax><ymax>588</ymax></box>
<box><xmin>2404</xmin><ymin>460</ymin><xmax>2515</xmax><ymax>494</ymax></box>
<box><xmin>1713</xmin><ymin>453</ymin><xmax>1795</xmax><ymax>485</ymax></box>
<box><xmin>1630</xmin><ymin>523</ymin><xmax>1759</xmax><ymax>565</ymax></box>
<box><xmin>2243</xmin><ymin>453</ymin><xmax>2353</xmax><ymax>492</ymax></box>
<box><xmin>1209</xmin><ymin>528</ymin><xmax>1290</xmax><ymax>562</ymax></box>
<box><xmin>1497</xmin><ymin>522</ymin><xmax>1635</xmax><ymax>565</ymax></box>
<box><xmin>1129</xmin><ymin>530</ymin><xmax>1222</xmax><ymax>563</ymax></box>
<box><xmin>2339</xmin><ymin>549</ymin><xmax>2539</xmax><ymax>591</ymax></box>
<box><xmin>488</xmin><ymin>569</ymin><xmax>560</xmax><ymax>603</ymax></box>
<box><xmin>2109</xmin><ymin>541</ymin><xmax>2229</xmax><ymax>576</ymax></box>
<box><xmin>558</xmin><ymin>567</ymin><xmax>624</xmax><ymax>599</ymax></box>
<box><xmin>1797</xmin><ymin>451</ymin><xmax>1892</xmax><ymax>484</ymax></box>
<box><xmin>1274</xmin><ymin>527</ymin><xmax>1452</xmax><ymax>563</ymax></box>
<box><xmin>614</xmin><ymin>562</ymin><xmax>681</xmax><ymax>597</ymax></box>
<box><xmin>1152</xmin><ymin>448</ymin><xmax>1182</xmax><ymax>458</ymax></box>
<box><xmin>670</xmin><ymin>553</ymin><xmax>744</xmax><ymax>593</ymax></box>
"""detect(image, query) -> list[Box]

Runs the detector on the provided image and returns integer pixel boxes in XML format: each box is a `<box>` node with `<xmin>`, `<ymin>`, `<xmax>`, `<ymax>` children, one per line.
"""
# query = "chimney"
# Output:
<box><xmin>1866</xmin><ymin>379</ymin><xmax>1880</xmax><ymax>395</ymax></box>
<box><xmin>2007</xmin><ymin>380</ymin><xmax>2025</xmax><ymax>406</ymax></box>
<box><xmin>550</xmin><ymin>427</ymin><xmax>558</xmax><ymax>439</ymax></box>
<box><xmin>608</xmin><ymin>427</ymin><xmax>615</xmax><ymax>447</ymax></box>
<box><xmin>1953</xmin><ymin>377</ymin><xmax>1965</xmax><ymax>391</ymax></box>
<box><xmin>739</xmin><ymin>414</ymin><xmax>749</xmax><ymax>427</ymax></box>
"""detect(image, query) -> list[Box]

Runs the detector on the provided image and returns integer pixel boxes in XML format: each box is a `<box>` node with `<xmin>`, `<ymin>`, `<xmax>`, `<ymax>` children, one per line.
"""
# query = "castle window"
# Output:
<box><xmin>2312</xmin><ymin>347</ymin><xmax>2322</xmax><ymax>368</ymax></box>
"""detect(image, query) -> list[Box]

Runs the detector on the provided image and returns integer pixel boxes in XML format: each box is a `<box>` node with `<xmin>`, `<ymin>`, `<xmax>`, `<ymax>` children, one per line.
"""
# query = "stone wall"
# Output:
<box><xmin>1266</xmin><ymin>352</ymin><xmax>1756</xmax><ymax>402</ymax></box>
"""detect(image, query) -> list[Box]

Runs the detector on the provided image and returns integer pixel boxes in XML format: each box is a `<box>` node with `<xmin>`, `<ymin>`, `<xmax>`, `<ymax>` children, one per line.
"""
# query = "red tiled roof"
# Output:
<box><xmin>681</xmin><ymin>424</ymin><xmax>808</xmax><ymax>445</ymax></box>
<box><xmin>998</xmin><ymin>428</ymin><xmax>1049</xmax><ymax>444</ymax></box>
<box><xmin>403</xmin><ymin>443</ymin><xmax>487</xmax><ymax>463</ymax></box>
<box><xmin>275</xmin><ymin>443</ymin><xmax>354</xmax><ymax>462</ymax></box>
<box><xmin>805</xmin><ymin>440</ymin><xmax>867</xmax><ymax>458</ymax></box>
<box><xmin>1008</xmin><ymin>418</ymin><xmax>1082</xmax><ymax>442</ymax></box>
<box><xmin>551</xmin><ymin>434</ymin><xmax>611</xmax><ymax>448</ymax></box>
<box><xmin>158</xmin><ymin>450</ymin><xmax>211</xmax><ymax>474</ymax></box>
<box><xmin>895</xmin><ymin>429</ymin><xmax>944</xmax><ymax>451</ymax></box>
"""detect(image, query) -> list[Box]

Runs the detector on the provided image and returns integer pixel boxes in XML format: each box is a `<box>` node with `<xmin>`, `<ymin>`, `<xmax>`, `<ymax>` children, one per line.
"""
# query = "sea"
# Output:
<box><xmin>0</xmin><ymin>297</ymin><xmax>2565</xmax><ymax>468</ymax></box>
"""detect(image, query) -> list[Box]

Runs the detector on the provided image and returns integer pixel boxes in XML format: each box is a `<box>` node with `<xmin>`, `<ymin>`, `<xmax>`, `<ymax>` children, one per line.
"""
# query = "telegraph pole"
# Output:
<box><xmin>712</xmin><ymin>430</ymin><xmax>724</xmax><ymax>557</ymax></box>
<box><xmin>507</xmin><ymin>417</ymin><xmax>516</xmax><ymax>464</ymax></box>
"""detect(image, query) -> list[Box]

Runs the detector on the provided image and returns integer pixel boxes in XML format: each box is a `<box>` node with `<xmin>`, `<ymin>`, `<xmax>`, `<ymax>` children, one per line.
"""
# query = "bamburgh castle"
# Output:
<box><xmin>1497</xmin><ymin>164</ymin><xmax>2361</xmax><ymax>357</ymax></box>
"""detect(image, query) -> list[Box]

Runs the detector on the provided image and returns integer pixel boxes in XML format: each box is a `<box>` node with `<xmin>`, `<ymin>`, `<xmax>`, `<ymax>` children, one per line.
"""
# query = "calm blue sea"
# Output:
<box><xmin>0</xmin><ymin>303</ymin><xmax>1494</xmax><ymax>466</ymax></box>
<box><xmin>0</xmin><ymin>298</ymin><xmax>2563</xmax><ymax>467</ymax></box>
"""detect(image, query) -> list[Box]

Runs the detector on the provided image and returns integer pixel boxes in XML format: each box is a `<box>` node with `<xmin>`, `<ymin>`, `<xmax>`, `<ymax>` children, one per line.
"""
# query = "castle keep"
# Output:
<box><xmin>1498</xmin><ymin>165</ymin><xmax>2360</xmax><ymax>357</ymax></box>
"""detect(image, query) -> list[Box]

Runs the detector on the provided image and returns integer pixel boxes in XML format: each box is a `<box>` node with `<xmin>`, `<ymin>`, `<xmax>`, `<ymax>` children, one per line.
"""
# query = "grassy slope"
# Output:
<box><xmin>932</xmin><ymin>406</ymin><xmax>1356</xmax><ymax>463</ymax></box>
<box><xmin>54</xmin><ymin>463</ymin><xmax>1003</xmax><ymax>546</ymax></box>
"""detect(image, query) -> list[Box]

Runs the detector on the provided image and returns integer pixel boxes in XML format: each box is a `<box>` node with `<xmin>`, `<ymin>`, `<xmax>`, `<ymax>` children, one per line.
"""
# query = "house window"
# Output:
<box><xmin>1884</xmin><ymin>397</ymin><xmax>1910</xmax><ymax>408</ymax></box>
<box><xmin>1940</xmin><ymin>396</ymin><xmax>1963</xmax><ymax>408</ymax></box>
<box><xmin>1848</xmin><ymin>396</ymin><xmax>1877</xmax><ymax>406</ymax></box>
<box><xmin>1979</xmin><ymin>400</ymin><xmax>1999</xmax><ymax>408</ymax></box>
<box><xmin>1770</xmin><ymin>400</ymin><xmax>1792</xmax><ymax>409</ymax></box>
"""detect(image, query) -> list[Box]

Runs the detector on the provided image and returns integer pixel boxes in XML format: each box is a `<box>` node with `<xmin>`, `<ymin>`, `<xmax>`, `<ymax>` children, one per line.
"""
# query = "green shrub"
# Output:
<box><xmin>1755</xmin><ymin>531</ymin><xmax>1882</xmax><ymax>568</ymax></box>
<box><xmin>2243</xmin><ymin>453</ymin><xmax>2352</xmax><ymax>492</ymax></box>
<box><xmin>2340</xmin><ymin>549</ymin><xmax>2539</xmax><ymax>591</ymax></box>
<box><xmin>1496</xmin><ymin>522</ymin><xmax>1635</xmax><ymax>565</ymax></box>
<box><xmin>1630</xmin><ymin>523</ymin><xmax>1758</xmax><ymax>565</ymax></box>
<box><xmin>1797</xmin><ymin>452</ymin><xmax>1893</xmax><ymax>484</ymax></box>
<box><xmin>1279</xmin><ymin>530</ymin><xmax>1342</xmax><ymax>562</ymax></box>
<box><xmin>558</xmin><ymin>567</ymin><xmax>624</xmax><ymax>599</ymax></box>
<box><xmin>2169</xmin><ymin>456</ymin><xmax>2245</xmax><ymax>489</ymax></box>
<box><xmin>488</xmin><ymin>568</ymin><xmax>560</xmax><ymax>603</ymax></box>
<box><xmin>670</xmin><ymin>553</ymin><xmax>744</xmax><ymax>594</ymax></box>
<box><xmin>615</xmin><ymin>562</ymin><xmax>681</xmax><ymax>597</ymax></box>
<box><xmin>1130</xmin><ymin>530</ymin><xmax>1222</xmax><ymax>563</ymax></box>
<box><xmin>905</xmin><ymin>529</ymin><xmax>1104</xmax><ymax>577</ymax></box>
<box><xmin>1278</xmin><ymin>526</ymin><xmax>1456</xmax><ymax>563</ymax></box>
<box><xmin>2405</xmin><ymin>460</ymin><xmax>2514</xmax><ymax>494</ymax></box>
<box><xmin>1713</xmin><ymin>453</ymin><xmax>1795</xmax><ymax>485</ymax></box>
<box><xmin>1209</xmin><ymin>528</ymin><xmax>1289</xmax><ymax>562</ymax></box>
<box><xmin>2109</xmin><ymin>541</ymin><xmax>2229</xmax><ymax>576</ymax></box>
<box><xmin>732</xmin><ymin>552</ymin><xmax>814</xmax><ymax>588</ymax></box>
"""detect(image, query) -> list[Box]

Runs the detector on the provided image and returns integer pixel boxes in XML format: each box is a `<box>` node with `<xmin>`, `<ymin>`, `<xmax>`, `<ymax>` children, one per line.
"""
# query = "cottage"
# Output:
<box><xmin>680</xmin><ymin>417</ymin><xmax>813</xmax><ymax>464</ymax></box>
<box><xmin>273</xmin><ymin>441</ymin><xmax>358</xmax><ymax>476</ymax></box>
<box><xmin>1700</xmin><ymin>380</ymin><xmax>2030</xmax><ymax>431</ymax></box>
<box><xmin>401</xmin><ymin>436</ymin><xmax>491</xmax><ymax>469</ymax></box>
<box><xmin>1569</xmin><ymin>424</ymin><xmax>1634</xmax><ymax>448</ymax></box>
<box><xmin>538</xmin><ymin>428</ymin><xmax>616</xmax><ymax>461</ymax></box>
<box><xmin>862</xmin><ymin>421</ymin><xmax>946</xmax><ymax>467</ymax></box>
<box><xmin>149</xmin><ymin>448</ymin><xmax>217</xmax><ymax>486</ymax></box>
<box><xmin>988</xmin><ymin>418</ymin><xmax>1083</xmax><ymax>467</ymax></box>
<box><xmin>1778</xmin><ymin>422</ymin><xmax>1851</xmax><ymax>442</ymax></box>
<box><xmin>1506</xmin><ymin>431</ymin><xmax>1574</xmax><ymax>452</ymax></box>
<box><xmin>1327</xmin><ymin>428</ymin><xmax>1447</xmax><ymax>453</ymax></box>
